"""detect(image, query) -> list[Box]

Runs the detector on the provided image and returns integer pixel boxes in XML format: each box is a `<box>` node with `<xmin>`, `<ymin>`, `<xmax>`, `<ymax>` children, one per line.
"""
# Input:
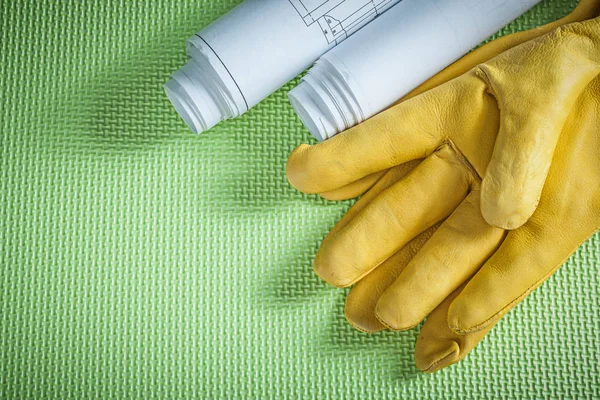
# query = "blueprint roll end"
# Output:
<box><xmin>164</xmin><ymin>61</ymin><xmax>224</xmax><ymax>134</ymax></box>
<box><xmin>289</xmin><ymin>60</ymin><xmax>364</xmax><ymax>141</ymax></box>
<box><xmin>289</xmin><ymin>82</ymin><xmax>337</xmax><ymax>142</ymax></box>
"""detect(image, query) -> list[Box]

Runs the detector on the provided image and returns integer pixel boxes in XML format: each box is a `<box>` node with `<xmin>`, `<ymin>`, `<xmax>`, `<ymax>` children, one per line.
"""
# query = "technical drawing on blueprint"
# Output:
<box><xmin>288</xmin><ymin>0</ymin><xmax>401</xmax><ymax>44</ymax></box>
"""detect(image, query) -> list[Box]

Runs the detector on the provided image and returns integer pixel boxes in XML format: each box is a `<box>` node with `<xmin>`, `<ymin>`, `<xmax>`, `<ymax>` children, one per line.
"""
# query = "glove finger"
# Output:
<box><xmin>479</xmin><ymin>22</ymin><xmax>600</xmax><ymax>230</ymax></box>
<box><xmin>345</xmin><ymin>225</ymin><xmax>439</xmax><ymax>333</ymax></box>
<box><xmin>448</xmin><ymin>214</ymin><xmax>598</xmax><ymax>336</ymax></box>
<box><xmin>319</xmin><ymin>171</ymin><xmax>387</xmax><ymax>201</ymax></box>
<box><xmin>315</xmin><ymin>144</ymin><xmax>473</xmax><ymax>288</ymax></box>
<box><xmin>327</xmin><ymin>160</ymin><xmax>422</xmax><ymax>236</ymax></box>
<box><xmin>414</xmin><ymin>283</ymin><xmax>496</xmax><ymax>373</ymax></box>
<box><xmin>375</xmin><ymin>186</ymin><xmax>505</xmax><ymax>331</ymax></box>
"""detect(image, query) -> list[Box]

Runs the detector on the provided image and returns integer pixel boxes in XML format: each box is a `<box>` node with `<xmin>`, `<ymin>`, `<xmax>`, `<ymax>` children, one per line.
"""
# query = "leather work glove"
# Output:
<box><xmin>286</xmin><ymin>9</ymin><xmax>600</xmax><ymax>372</ymax></box>
<box><xmin>308</xmin><ymin>2</ymin><xmax>600</xmax><ymax>231</ymax></box>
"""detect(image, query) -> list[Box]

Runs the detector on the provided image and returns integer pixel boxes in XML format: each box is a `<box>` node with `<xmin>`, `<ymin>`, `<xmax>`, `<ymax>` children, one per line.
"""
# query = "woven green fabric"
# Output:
<box><xmin>1</xmin><ymin>0</ymin><xmax>598</xmax><ymax>398</ymax></box>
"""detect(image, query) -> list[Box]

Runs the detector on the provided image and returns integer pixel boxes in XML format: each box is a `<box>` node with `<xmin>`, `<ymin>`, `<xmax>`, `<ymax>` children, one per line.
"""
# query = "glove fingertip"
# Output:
<box><xmin>286</xmin><ymin>144</ymin><xmax>315</xmax><ymax>193</ymax></box>
<box><xmin>415</xmin><ymin>339</ymin><xmax>461</xmax><ymax>373</ymax></box>
<box><xmin>344</xmin><ymin>304</ymin><xmax>386</xmax><ymax>333</ymax></box>
<box><xmin>313</xmin><ymin>252</ymin><xmax>355</xmax><ymax>289</ymax></box>
<box><xmin>374</xmin><ymin>295</ymin><xmax>419</xmax><ymax>332</ymax></box>
<box><xmin>480</xmin><ymin>175</ymin><xmax>536</xmax><ymax>230</ymax></box>
<box><xmin>447</xmin><ymin>298</ymin><xmax>496</xmax><ymax>336</ymax></box>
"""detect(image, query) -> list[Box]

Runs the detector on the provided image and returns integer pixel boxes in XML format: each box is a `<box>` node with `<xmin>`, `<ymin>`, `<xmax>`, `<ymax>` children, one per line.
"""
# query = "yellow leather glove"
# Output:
<box><xmin>287</xmin><ymin>9</ymin><xmax>600</xmax><ymax>372</ymax></box>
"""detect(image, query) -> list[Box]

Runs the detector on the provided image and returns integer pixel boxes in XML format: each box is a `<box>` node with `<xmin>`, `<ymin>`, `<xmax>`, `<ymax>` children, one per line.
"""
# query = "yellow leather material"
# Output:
<box><xmin>314</xmin><ymin>145</ymin><xmax>474</xmax><ymax>288</ymax></box>
<box><xmin>287</xmin><ymin>6</ymin><xmax>600</xmax><ymax>372</ymax></box>
<box><xmin>320</xmin><ymin>171</ymin><xmax>386</xmax><ymax>201</ymax></box>
<box><xmin>414</xmin><ymin>284</ymin><xmax>494</xmax><ymax>373</ymax></box>
<box><xmin>448</xmin><ymin>76</ymin><xmax>600</xmax><ymax>334</ymax></box>
<box><xmin>375</xmin><ymin>185</ymin><xmax>506</xmax><ymax>331</ymax></box>
<box><xmin>478</xmin><ymin>21</ymin><xmax>600</xmax><ymax>229</ymax></box>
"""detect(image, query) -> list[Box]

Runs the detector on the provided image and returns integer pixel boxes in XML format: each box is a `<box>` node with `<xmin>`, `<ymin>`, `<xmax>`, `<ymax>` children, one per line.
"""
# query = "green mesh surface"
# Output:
<box><xmin>1</xmin><ymin>0</ymin><xmax>599</xmax><ymax>398</ymax></box>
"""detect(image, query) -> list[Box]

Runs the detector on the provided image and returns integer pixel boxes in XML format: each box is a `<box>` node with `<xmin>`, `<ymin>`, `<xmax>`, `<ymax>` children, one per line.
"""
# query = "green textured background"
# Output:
<box><xmin>1</xmin><ymin>0</ymin><xmax>599</xmax><ymax>398</ymax></box>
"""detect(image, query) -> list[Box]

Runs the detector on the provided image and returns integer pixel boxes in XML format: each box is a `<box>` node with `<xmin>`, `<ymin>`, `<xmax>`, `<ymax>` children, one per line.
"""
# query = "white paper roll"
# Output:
<box><xmin>165</xmin><ymin>0</ymin><xmax>407</xmax><ymax>134</ymax></box>
<box><xmin>289</xmin><ymin>0</ymin><xmax>542</xmax><ymax>141</ymax></box>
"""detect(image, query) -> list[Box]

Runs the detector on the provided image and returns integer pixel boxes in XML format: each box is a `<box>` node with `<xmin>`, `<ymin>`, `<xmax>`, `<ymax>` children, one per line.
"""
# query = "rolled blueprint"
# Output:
<box><xmin>164</xmin><ymin>0</ymin><xmax>404</xmax><ymax>134</ymax></box>
<box><xmin>289</xmin><ymin>0</ymin><xmax>542</xmax><ymax>141</ymax></box>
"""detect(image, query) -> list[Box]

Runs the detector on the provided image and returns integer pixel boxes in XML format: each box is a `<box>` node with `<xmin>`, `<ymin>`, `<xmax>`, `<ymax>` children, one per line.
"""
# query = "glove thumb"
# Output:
<box><xmin>480</xmin><ymin>18</ymin><xmax>600</xmax><ymax>230</ymax></box>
